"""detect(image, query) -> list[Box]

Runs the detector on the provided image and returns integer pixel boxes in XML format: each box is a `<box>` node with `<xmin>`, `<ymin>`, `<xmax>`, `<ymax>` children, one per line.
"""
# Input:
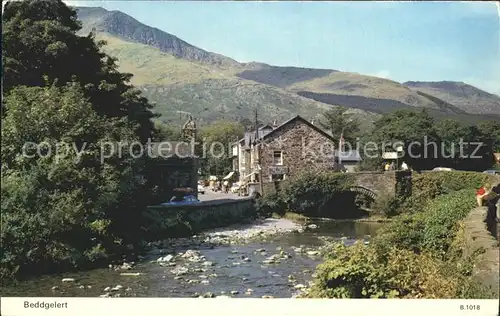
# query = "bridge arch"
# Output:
<box><xmin>349</xmin><ymin>186</ymin><xmax>377</xmax><ymax>200</ymax></box>
<box><xmin>349</xmin><ymin>186</ymin><xmax>377</xmax><ymax>209</ymax></box>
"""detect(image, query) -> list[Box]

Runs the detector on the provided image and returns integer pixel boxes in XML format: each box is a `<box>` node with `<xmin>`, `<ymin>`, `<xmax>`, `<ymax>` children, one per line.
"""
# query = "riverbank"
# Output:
<box><xmin>0</xmin><ymin>219</ymin><xmax>382</xmax><ymax>298</ymax></box>
<box><xmin>305</xmin><ymin>188</ymin><xmax>499</xmax><ymax>299</ymax></box>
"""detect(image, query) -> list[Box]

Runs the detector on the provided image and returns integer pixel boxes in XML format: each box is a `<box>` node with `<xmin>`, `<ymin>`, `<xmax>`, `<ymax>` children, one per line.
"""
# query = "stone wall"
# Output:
<box><xmin>261</xmin><ymin>171</ymin><xmax>412</xmax><ymax>198</ymax></box>
<box><xmin>143</xmin><ymin>198</ymin><xmax>255</xmax><ymax>240</ymax></box>
<box><xmin>259</xmin><ymin>118</ymin><xmax>335</xmax><ymax>182</ymax></box>
<box><xmin>461</xmin><ymin>206</ymin><xmax>499</xmax><ymax>296</ymax></box>
<box><xmin>352</xmin><ymin>171</ymin><xmax>412</xmax><ymax>197</ymax></box>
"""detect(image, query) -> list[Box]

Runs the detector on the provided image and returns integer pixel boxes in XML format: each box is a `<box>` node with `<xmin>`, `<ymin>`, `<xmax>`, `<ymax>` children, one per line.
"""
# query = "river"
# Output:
<box><xmin>1</xmin><ymin>219</ymin><xmax>383</xmax><ymax>298</ymax></box>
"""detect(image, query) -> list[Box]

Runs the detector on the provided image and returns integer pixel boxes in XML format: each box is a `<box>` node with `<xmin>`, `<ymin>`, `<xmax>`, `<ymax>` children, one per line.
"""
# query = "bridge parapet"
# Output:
<box><xmin>351</xmin><ymin>171</ymin><xmax>411</xmax><ymax>198</ymax></box>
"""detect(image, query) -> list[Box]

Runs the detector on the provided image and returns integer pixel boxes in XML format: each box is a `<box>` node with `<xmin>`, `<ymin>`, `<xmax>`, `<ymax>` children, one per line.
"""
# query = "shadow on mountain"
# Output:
<box><xmin>237</xmin><ymin>66</ymin><xmax>337</xmax><ymax>88</ymax></box>
<box><xmin>296</xmin><ymin>90</ymin><xmax>500</xmax><ymax>124</ymax></box>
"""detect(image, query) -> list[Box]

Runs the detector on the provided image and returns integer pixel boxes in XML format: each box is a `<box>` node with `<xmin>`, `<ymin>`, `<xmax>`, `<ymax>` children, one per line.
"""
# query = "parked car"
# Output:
<box><xmin>197</xmin><ymin>184</ymin><xmax>205</xmax><ymax>194</ymax></box>
<box><xmin>432</xmin><ymin>167</ymin><xmax>454</xmax><ymax>172</ymax></box>
<box><xmin>483</xmin><ymin>170</ymin><xmax>500</xmax><ymax>175</ymax></box>
<box><xmin>161</xmin><ymin>194</ymin><xmax>200</xmax><ymax>206</ymax></box>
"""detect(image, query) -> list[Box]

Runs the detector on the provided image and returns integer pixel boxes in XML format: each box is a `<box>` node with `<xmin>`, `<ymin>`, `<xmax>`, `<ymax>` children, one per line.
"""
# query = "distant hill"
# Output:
<box><xmin>404</xmin><ymin>81</ymin><xmax>500</xmax><ymax>116</ymax></box>
<box><xmin>76</xmin><ymin>6</ymin><xmax>240</xmax><ymax>68</ymax></box>
<box><xmin>74</xmin><ymin>6</ymin><xmax>500</xmax><ymax>128</ymax></box>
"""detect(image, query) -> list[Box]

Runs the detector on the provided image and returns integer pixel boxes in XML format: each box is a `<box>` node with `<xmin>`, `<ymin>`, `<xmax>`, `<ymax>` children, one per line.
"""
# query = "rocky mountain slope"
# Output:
<box><xmin>404</xmin><ymin>81</ymin><xmax>500</xmax><ymax>116</ymax></box>
<box><xmin>74</xmin><ymin>6</ymin><xmax>500</xmax><ymax>127</ymax></box>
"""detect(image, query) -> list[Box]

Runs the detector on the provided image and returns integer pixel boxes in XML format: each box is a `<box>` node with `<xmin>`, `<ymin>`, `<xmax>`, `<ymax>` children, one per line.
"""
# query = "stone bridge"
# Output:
<box><xmin>349</xmin><ymin>171</ymin><xmax>412</xmax><ymax>200</ymax></box>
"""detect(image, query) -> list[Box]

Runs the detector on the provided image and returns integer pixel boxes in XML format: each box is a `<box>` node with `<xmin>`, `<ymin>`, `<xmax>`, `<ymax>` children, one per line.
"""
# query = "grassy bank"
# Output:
<box><xmin>305</xmin><ymin>171</ymin><xmax>498</xmax><ymax>299</ymax></box>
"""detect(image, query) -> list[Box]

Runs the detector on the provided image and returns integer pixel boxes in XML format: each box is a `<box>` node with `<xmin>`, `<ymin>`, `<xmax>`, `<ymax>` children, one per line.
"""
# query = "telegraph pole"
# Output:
<box><xmin>253</xmin><ymin>108</ymin><xmax>264</xmax><ymax>196</ymax></box>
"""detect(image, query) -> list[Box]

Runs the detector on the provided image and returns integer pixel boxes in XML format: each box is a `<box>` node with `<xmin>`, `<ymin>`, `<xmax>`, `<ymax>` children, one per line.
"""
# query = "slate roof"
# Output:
<box><xmin>334</xmin><ymin>149</ymin><xmax>362</xmax><ymax>162</ymax></box>
<box><xmin>235</xmin><ymin>115</ymin><xmax>334</xmax><ymax>148</ymax></box>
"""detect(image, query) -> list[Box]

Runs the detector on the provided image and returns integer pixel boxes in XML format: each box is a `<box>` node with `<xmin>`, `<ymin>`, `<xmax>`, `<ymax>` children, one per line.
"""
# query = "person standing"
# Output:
<box><xmin>401</xmin><ymin>161</ymin><xmax>409</xmax><ymax>171</ymax></box>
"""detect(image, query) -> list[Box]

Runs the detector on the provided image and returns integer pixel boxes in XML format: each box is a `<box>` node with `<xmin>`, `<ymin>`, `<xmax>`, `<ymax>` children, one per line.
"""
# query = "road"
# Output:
<box><xmin>197</xmin><ymin>188</ymin><xmax>246</xmax><ymax>202</ymax></box>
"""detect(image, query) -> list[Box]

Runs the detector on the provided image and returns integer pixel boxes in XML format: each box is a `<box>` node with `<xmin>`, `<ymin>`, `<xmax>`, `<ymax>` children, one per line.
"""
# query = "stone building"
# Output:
<box><xmin>231</xmin><ymin>115</ymin><xmax>337</xmax><ymax>186</ymax></box>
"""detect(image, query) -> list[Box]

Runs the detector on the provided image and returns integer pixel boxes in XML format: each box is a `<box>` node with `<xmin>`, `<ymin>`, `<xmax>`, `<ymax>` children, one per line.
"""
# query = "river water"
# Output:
<box><xmin>1</xmin><ymin>220</ymin><xmax>383</xmax><ymax>298</ymax></box>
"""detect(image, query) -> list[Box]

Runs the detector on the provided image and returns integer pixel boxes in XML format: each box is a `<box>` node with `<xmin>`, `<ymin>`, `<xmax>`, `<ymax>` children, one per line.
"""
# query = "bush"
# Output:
<box><xmin>413</xmin><ymin>171</ymin><xmax>494</xmax><ymax>196</ymax></box>
<box><xmin>308</xmin><ymin>242</ymin><xmax>463</xmax><ymax>298</ymax></box>
<box><xmin>255</xmin><ymin>192</ymin><xmax>286</xmax><ymax>217</ymax></box>
<box><xmin>372</xmin><ymin>194</ymin><xmax>401</xmax><ymax>217</ymax></box>
<box><xmin>280</xmin><ymin>171</ymin><xmax>354</xmax><ymax>216</ymax></box>
<box><xmin>374</xmin><ymin>189</ymin><xmax>476</xmax><ymax>258</ymax></box>
<box><xmin>308</xmin><ymin>240</ymin><xmax>495</xmax><ymax>299</ymax></box>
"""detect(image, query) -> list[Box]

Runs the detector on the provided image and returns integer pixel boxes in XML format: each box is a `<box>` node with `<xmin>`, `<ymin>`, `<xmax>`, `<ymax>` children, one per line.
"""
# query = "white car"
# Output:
<box><xmin>197</xmin><ymin>184</ymin><xmax>205</xmax><ymax>194</ymax></box>
<box><xmin>230</xmin><ymin>182</ymin><xmax>242</xmax><ymax>193</ymax></box>
<box><xmin>432</xmin><ymin>167</ymin><xmax>454</xmax><ymax>172</ymax></box>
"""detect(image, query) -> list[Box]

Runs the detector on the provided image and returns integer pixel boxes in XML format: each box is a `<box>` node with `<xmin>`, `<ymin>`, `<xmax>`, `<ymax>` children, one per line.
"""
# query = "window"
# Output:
<box><xmin>273</xmin><ymin>151</ymin><xmax>283</xmax><ymax>165</ymax></box>
<box><xmin>271</xmin><ymin>174</ymin><xmax>285</xmax><ymax>181</ymax></box>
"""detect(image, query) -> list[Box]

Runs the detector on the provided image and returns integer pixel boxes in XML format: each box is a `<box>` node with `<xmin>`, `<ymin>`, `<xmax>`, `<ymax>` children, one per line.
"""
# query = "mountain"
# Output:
<box><xmin>84</xmin><ymin>31</ymin><xmax>377</xmax><ymax>130</ymax></box>
<box><xmin>74</xmin><ymin>6</ymin><xmax>500</xmax><ymax>128</ymax></box>
<box><xmin>403</xmin><ymin>81</ymin><xmax>500</xmax><ymax>116</ymax></box>
<box><xmin>76</xmin><ymin>6</ymin><xmax>240</xmax><ymax>68</ymax></box>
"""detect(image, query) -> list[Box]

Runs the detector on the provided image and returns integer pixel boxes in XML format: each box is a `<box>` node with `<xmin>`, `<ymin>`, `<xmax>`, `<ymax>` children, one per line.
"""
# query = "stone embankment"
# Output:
<box><xmin>462</xmin><ymin>206</ymin><xmax>499</xmax><ymax>296</ymax></box>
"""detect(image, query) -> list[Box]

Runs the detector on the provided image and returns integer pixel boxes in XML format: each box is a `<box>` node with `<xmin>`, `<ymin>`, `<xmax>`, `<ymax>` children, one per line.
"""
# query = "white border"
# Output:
<box><xmin>1</xmin><ymin>298</ymin><xmax>499</xmax><ymax>316</ymax></box>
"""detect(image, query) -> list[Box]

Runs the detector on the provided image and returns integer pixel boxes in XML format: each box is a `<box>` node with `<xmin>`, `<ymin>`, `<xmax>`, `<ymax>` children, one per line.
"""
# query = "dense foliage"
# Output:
<box><xmin>1</xmin><ymin>0</ymin><xmax>156</xmax><ymax>280</ymax></box>
<box><xmin>198</xmin><ymin>121</ymin><xmax>245</xmax><ymax>177</ymax></box>
<box><xmin>306</xmin><ymin>172</ymin><xmax>498</xmax><ymax>299</ymax></box>
<box><xmin>318</xmin><ymin>106</ymin><xmax>360</xmax><ymax>144</ymax></box>
<box><xmin>358</xmin><ymin>109</ymin><xmax>499</xmax><ymax>171</ymax></box>
<box><xmin>255</xmin><ymin>171</ymin><xmax>356</xmax><ymax>218</ymax></box>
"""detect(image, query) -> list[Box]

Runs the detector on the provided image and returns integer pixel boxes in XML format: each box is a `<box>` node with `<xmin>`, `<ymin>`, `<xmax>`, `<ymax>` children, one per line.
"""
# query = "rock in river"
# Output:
<box><xmin>61</xmin><ymin>278</ymin><xmax>75</xmax><ymax>283</ymax></box>
<box><xmin>307</xmin><ymin>224</ymin><xmax>318</xmax><ymax>229</ymax></box>
<box><xmin>171</xmin><ymin>266</ymin><xmax>189</xmax><ymax>276</ymax></box>
<box><xmin>157</xmin><ymin>254</ymin><xmax>174</xmax><ymax>263</ymax></box>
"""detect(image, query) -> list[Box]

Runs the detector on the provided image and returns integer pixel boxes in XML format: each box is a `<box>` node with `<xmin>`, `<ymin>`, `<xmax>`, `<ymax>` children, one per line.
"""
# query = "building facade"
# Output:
<box><xmin>232</xmin><ymin>115</ymin><xmax>338</xmax><ymax>185</ymax></box>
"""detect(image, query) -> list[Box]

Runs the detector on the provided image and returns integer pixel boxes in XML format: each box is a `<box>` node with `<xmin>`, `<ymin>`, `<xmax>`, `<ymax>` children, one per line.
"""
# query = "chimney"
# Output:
<box><xmin>311</xmin><ymin>119</ymin><xmax>315</xmax><ymax>125</ymax></box>
<box><xmin>272</xmin><ymin>120</ymin><xmax>278</xmax><ymax>129</ymax></box>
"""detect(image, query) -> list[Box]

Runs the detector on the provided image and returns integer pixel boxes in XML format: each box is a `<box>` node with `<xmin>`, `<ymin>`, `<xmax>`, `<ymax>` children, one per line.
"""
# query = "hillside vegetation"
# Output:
<box><xmin>75</xmin><ymin>6</ymin><xmax>500</xmax><ymax>128</ymax></box>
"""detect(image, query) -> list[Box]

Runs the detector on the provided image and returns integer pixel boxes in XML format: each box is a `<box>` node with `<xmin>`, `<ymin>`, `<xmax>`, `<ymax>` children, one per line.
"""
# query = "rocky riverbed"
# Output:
<box><xmin>1</xmin><ymin>219</ymin><xmax>383</xmax><ymax>298</ymax></box>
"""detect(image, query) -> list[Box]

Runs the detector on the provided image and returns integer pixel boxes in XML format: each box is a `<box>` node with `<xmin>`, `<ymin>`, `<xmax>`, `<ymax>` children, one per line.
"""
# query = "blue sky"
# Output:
<box><xmin>65</xmin><ymin>1</ymin><xmax>500</xmax><ymax>94</ymax></box>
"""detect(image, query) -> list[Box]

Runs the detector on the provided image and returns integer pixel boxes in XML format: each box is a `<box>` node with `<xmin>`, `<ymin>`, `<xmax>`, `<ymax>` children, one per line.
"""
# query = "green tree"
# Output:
<box><xmin>371</xmin><ymin>109</ymin><xmax>437</xmax><ymax>170</ymax></box>
<box><xmin>2</xmin><ymin>0</ymin><xmax>155</xmax><ymax>141</ymax></box>
<box><xmin>152</xmin><ymin>122</ymin><xmax>183</xmax><ymax>141</ymax></box>
<box><xmin>477</xmin><ymin>120</ymin><xmax>500</xmax><ymax>152</ymax></box>
<box><xmin>199</xmin><ymin>121</ymin><xmax>244</xmax><ymax>177</ymax></box>
<box><xmin>319</xmin><ymin>106</ymin><xmax>360</xmax><ymax>145</ymax></box>
<box><xmin>1</xmin><ymin>84</ymin><xmax>147</xmax><ymax>279</ymax></box>
<box><xmin>1</xmin><ymin>0</ymin><xmax>157</xmax><ymax>280</ymax></box>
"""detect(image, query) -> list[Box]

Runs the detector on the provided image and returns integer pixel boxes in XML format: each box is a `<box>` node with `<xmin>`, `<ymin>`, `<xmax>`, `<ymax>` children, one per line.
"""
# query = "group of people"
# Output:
<box><xmin>382</xmin><ymin>161</ymin><xmax>409</xmax><ymax>171</ymax></box>
<box><xmin>212</xmin><ymin>180</ymin><xmax>230</xmax><ymax>193</ymax></box>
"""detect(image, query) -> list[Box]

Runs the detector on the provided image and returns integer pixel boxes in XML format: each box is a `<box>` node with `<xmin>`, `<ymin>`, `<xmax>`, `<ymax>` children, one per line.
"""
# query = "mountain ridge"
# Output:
<box><xmin>74</xmin><ymin>6</ymin><xmax>500</xmax><ymax>124</ymax></box>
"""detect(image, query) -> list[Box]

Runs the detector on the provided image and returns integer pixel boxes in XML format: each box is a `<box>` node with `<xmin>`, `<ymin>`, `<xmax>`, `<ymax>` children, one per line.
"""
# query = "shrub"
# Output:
<box><xmin>372</xmin><ymin>194</ymin><xmax>401</xmax><ymax>217</ymax></box>
<box><xmin>280</xmin><ymin>171</ymin><xmax>354</xmax><ymax>216</ymax></box>
<box><xmin>255</xmin><ymin>192</ymin><xmax>286</xmax><ymax>217</ymax></box>
<box><xmin>413</xmin><ymin>171</ymin><xmax>494</xmax><ymax>196</ymax></box>
<box><xmin>308</xmin><ymin>242</ymin><xmax>462</xmax><ymax>298</ymax></box>
<box><xmin>374</xmin><ymin>189</ymin><xmax>476</xmax><ymax>257</ymax></box>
